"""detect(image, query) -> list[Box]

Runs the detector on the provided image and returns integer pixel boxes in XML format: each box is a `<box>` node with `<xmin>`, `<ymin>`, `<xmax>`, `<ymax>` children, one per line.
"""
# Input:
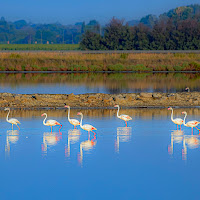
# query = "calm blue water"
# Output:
<box><xmin>0</xmin><ymin>72</ymin><xmax>200</xmax><ymax>94</ymax></box>
<box><xmin>0</xmin><ymin>109</ymin><xmax>200</xmax><ymax>200</ymax></box>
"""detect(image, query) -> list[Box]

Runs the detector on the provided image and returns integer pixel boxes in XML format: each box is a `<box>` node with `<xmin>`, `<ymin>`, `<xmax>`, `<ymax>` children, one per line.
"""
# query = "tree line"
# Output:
<box><xmin>0</xmin><ymin>18</ymin><xmax>100</xmax><ymax>44</ymax></box>
<box><xmin>80</xmin><ymin>4</ymin><xmax>200</xmax><ymax>50</ymax></box>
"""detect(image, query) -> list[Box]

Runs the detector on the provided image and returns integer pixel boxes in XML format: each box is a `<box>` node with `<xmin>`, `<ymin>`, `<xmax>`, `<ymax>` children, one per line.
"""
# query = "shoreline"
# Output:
<box><xmin>0</xmin><ymin>92</ymin><xmax>200</xmax><ymax>109</ymax></box>
<box><xmin>0</xmin><ymin>71</ymin><xmax>200</xmax><ymax>73</ymax></box>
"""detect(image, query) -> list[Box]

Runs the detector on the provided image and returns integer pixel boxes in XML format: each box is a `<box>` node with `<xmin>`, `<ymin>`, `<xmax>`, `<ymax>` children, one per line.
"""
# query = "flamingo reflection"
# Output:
<box><xmin>65</xmin><ymin>129</ymin><xmax>81</xmax><ymax>158</ymax></box>
<box><xmin>42</xmin><ymin>132</ymin><xmax>61</xmax><ymax>155</ymax></box>
<box><xmin>5</xmin><ymin>130</ymin><xmax>19</xmax><ymax>157</ymax></box>
<box><xmin>182</xmin><ymin>135</ymin><xmax>200</xmax><ymax>160</ymax></box>
<box><xmin>78</xmin><ymin>133</ymin><xmax>97</xmax><ymax>166</ymax></box>
<box><xmin>115</xmin><ymin>127</ymin><xmax>132</xmax><ymax>153</ymax></box>
<box><xmin>168</xmin><ymin>130</ymin><xmax>184</xmax><ymax>155</ymax></box>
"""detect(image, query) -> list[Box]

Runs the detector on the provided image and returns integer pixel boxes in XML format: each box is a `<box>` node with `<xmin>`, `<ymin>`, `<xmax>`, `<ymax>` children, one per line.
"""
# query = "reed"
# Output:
<box><xmin>0</xmin><ymin>52</ymin><xmax>200</xmax><ymax>71</ymax></box>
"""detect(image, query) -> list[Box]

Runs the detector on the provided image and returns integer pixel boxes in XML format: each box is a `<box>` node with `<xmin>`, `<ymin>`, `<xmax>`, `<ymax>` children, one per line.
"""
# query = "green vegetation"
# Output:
<box><xmin>80</xmin><ymin>4</ymin><xmax>200</xmax><ymax>50</ymax></box>
<box><xmin>0</xmin><ymin>44</ymin><xmax>79</xmax><ymax>51</ymax></box>
<box><xmin>0</xmin><ymin>52</ymin><xmax>200</xmax><ymax>72</ymax></box>
<box><xmin>0</xmin><ymin>4</ymin><xmax>200</xmax><ymax>52</ymax></box>
<box><xmin>0</xmin><ymin>17</ymin><xmax>100</xmax><ymax>44</ymax></box>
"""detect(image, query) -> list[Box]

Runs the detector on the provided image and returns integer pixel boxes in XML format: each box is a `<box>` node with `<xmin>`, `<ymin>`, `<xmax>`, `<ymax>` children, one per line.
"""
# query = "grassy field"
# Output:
<box><xmin>0</xmin><ymin>52</ymin><xmax>200</xmax><ymax>71</ymax></box>
<box><xmin>0</xmin><ymin>44</ymin><xmax>79</xmax><ymax>51</ymax></box>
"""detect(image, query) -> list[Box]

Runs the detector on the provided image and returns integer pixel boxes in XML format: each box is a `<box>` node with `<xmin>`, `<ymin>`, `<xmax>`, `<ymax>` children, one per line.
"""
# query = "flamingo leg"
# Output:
<box><xmin>180</xmin><ymin>125</ymin><xmax>181</xmax><ymax>130</ymax></box>
<box><xmin>125</xmin><ymin>121</ymin><xmax>127</xmax><ymax>127</ymax></box>
<box><xmin>91</xmin><ymin>130</ymin><xmax>96</xmax><ymax>135</ymax></box>
<box><xmin>12</xmin><ymin>124</ymin><xmax>13</xmax><ymax>130</ymax></box>
<box><xmin>16</xmin><ymin>124</ymin><xmax>20</xmax><ymax>130</ymax></box>
<box><xmin>177</xmin><ymin>124</ymin><xmax>178</xmax><ymax>130</ymax></box>
<box><xmin>59</xmin><ymin>125</ymin><xmax>62</xmax><ymax>135</ymax></box>
<box><xmin>192</xmin><ymin>127</ymin><xmax>193</xmax><ymax>135</ymax></box>
<box><xmin>51</xmin><ymin>126</ymin><xmax>52</xmax><ymax>132</ymax></box>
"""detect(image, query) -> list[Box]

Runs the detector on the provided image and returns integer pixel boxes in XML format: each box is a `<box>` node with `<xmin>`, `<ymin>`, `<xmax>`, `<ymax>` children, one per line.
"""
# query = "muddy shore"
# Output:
<box><xmin>0</xmin><ymin>92</ymin><xmax>199</xmax><ymax>109</ymax></box>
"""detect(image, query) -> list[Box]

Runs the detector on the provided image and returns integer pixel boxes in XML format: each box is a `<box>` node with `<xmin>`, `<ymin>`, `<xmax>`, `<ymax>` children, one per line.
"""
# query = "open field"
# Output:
<box><xmin>0</xmin><ymin>44</ymin><xmax>79</xmax><ymax>51</ymax></box>
<box><xmin>0</xmin><ymin>52</ymin><xmax>200</xmax><ymax>71</ymax></box>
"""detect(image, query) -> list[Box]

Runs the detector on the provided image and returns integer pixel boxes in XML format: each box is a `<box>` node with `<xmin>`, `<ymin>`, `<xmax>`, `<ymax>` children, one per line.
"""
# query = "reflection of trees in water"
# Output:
<box><xmin>0</xmin><ymin>72</ymin><xmax>200</xmax><ymax>92</ymax></box>
<box><xmin>0</xmin><ymin>108</ymin><xmax>200</xmax><ymax>120</ymax></box>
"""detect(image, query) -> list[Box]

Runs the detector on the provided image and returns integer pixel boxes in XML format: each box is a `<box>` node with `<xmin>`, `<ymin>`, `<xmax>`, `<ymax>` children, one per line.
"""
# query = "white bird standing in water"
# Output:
<box><xmin>5</xmin><ymin>108</ymin><xmax>20</xmax><ymax>130</ymax></box>
<box><xmin>41</xmin><ymin>113</ymin><xmax>62</xmax><ymax>133</ymax></box>
<box><xmin>182</xmin><ymin>111</ymin><xmax>200</xmax><ymax>134</ymax></box>
<box><xmin>114</xmin><ymin>105</ymin><xmax>132</xmax><ymax>127</ymax></box>
<box><xmin>64</xmin><ymin>105</ymin><xmax>80</xmax><ymax>129</ymax></box>
<box><xmin>77</xmin><ymin>112</ymin><xmax>97</xmax><ymax>134</ymax></box>
<box><xmin>168</xmin><ymin>107</ymin><xmax>184</xmax><ymax>130</ymax></box>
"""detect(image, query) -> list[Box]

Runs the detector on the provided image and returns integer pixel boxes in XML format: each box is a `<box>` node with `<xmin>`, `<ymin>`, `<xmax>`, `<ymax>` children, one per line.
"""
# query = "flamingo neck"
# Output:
<box><xmin>117</xmin><ymin>106</ymin><xmax>120</xmax><ymax>118</ymax></box>
<box><xmin>183</xmin><ymin>113</ymin><xmax>187</xmax><ymax>126</ymax></box>
<box><xmin>80</xmin><ymin>114</ymin><xmax>83</xmax><ymax>128</ymax></box>
<box><xmin>43</xmin><ymin>114</ymin><xmax>47</xmax><ymax>125</ymax></box>
<box><xmin>170</xmin><ymin>109</ymin><xmax>174</xmax><ymax>122</ymax></box>
<box><xmin>67</xmin><ymin>107</ymin><xmax>71</xmax><ymax>121</ymax></box>
<box><xmin>6</xmin><ymin>109</ymin><xmax>10</xmax><ymax>122</ymax></box>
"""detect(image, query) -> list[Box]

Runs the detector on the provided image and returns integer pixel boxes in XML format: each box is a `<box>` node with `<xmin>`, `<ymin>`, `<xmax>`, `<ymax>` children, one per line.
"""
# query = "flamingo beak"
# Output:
<box><xmin>64</xmin><ymin>105</ymin><xmax>69</xmax><ymax>108</ymax></box>
<box><xmin>114</xmin><ymin>105</ymin><xmax>117</xmax><ymax>107</ymax></box>
<box><xmin>41</xmin><ymin>114</ymin><xmax>44</xmax><ymax>116</ymax></box>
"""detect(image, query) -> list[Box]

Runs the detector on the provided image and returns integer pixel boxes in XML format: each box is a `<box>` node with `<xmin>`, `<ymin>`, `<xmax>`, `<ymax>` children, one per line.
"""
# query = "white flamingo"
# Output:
<box><xmin>77</xmin><ymin>112</ymin><xmax>97</xmax><ymax>134</ymax></box>
<box><xmin>5</xmin><ymin>108</ymin><xmax>20</xmax><ymax>130</ymax></box>
<box><xmin>41</xmin><ymin>113</ymin><xmax>62</xmax><ymax>132</ymax></box>
<box><xmin>64</xmin><ymin>105</ymin><xmax>80</xmax><ymax>129</ymax></box>
<box><xmin>114</xmin><ymin>105</ymin><xmax>132</xmax><ymax>127</ymax></box>
<box><xmin>182</xmin><ymin>111</ymin><xmax>200</xmax><ymax>134</ymax></box>
<box><xmin>168</xmin><ymin>107</ymin><xmax>184</xmax><ymax>130</ymax></box>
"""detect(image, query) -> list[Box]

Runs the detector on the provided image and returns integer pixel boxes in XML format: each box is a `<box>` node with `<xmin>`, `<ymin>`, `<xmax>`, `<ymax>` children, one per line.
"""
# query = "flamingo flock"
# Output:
<box><xmin>4</xmin><ymin>105</ymin><xmax>200</xmax><ymax>136</ymax></box>
<box><xmin>4</xmin><ymin>105</ymin><xmax>132</xmax><ymax>133</ymax></box>
<box><xmin>168</xmin><ymin>107</ymin><xmax>200</xmax><ymax>134</ymax></box>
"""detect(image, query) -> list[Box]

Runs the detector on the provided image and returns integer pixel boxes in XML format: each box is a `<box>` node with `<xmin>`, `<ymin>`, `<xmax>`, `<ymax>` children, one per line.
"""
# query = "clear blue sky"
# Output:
<box><xmin>1</xmin><ymin>0</ymin><xmax>200</xmax><ymax>24</ymax></box>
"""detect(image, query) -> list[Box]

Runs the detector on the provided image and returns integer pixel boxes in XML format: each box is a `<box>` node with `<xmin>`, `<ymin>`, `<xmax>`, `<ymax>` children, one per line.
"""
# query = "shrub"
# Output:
<box><xmin>120</xmin><ymin>53</ymin><xmax>128</xmax><ymax>59</ymax></box>
<box><xmin>9</xmin><ymin>53</ymin><xmax>22</xmax><ymax>59</ymax></box>
<box><xmin>128</xmin><ymin>64</ymin><xmax>152</xmax><ymax>71</ymax></box>
<box><xmin>88</xmin><ymin>65</ymin><xmax>101</xmax><ymax>71</ymax></box>
<box><xmin>107</xmin><ymin>64</ymin><xmax>124</xmax><ymax>71</ymax></box>
<box><xmin>173</xmin><ymin>65</ymin><xmax>184</xmax><ymax>71</ymax></box>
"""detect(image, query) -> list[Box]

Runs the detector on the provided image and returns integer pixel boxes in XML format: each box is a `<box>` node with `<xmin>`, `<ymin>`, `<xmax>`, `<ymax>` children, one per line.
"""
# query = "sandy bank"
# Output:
<box><xmin>0</xmin><ymin>92</ymin><xmax>199</xmax><ymax>109</ymax></box>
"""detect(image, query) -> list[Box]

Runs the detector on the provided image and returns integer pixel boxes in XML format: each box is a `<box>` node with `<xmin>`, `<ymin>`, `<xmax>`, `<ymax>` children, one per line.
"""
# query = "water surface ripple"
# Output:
<box><xmin>0</xmin><ymin>108</ymin><xmax>200</xmax><ymax>199</ymax></box>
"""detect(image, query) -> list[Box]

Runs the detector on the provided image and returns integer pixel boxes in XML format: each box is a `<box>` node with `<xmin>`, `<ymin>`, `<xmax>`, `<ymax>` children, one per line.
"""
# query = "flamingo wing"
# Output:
<box><xmin>120</xmin><ymin>115</ymin><xmax>132</xmax><ymax>121</ymax></box>
<box><xmin>82</xmin><ymin>124</ymin><xmax>97</xmax><ymax>131</ymax></box>
<box><xmin>46</xmin><ymin>120</ymin><xmax>60</xmax><ymax>126</ymax></box>
<box><xmin>9</xmin><ymin>118</ymin><xmax>20</xmax><ymax>124</ymax></box>
<box><xmin>187</xmin><ymin>120</ymin><xmax>200</xmax><ymax>127</ymax></box>
<box><xmin>70</xmin><ymin>119</ymin><xmax>80</xmax><ymax>126</ymax></box>
<box><xmin>173</xmin><ymin>118</ymin><xmax>184</xmax><ymax>125</ymax></box>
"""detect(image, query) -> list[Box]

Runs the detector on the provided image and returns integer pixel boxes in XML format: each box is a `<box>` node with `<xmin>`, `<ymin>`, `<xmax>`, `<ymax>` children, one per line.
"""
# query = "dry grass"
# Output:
<box><xmin>0</xmin><ymin>52</ymin><xmax>200</xmax><ymax>71</ymax></box>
